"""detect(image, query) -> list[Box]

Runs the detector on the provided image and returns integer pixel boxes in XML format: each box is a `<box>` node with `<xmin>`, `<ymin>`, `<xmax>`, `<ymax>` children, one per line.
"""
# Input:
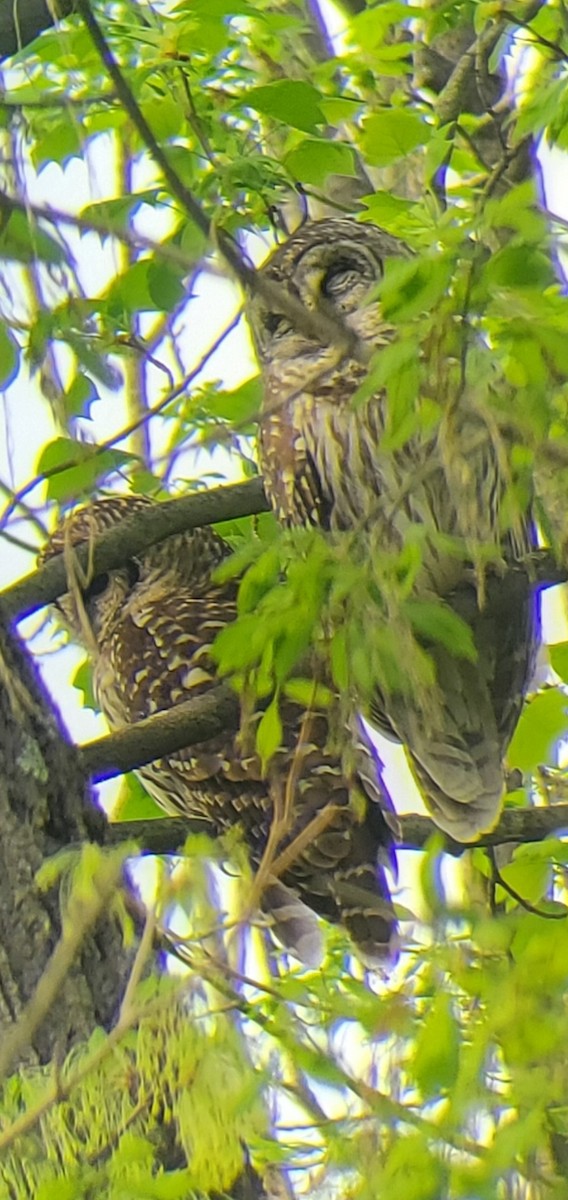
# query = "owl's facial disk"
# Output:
<box><xmin>41</xmin><ymin>496</ymin><xmax>232</xmax><ymax>648</ymax></box>
<box><xmin>249</xmin><ymin>219</ymin><xmax>406</xmax><ymax>364</ymax></box>
<box><xmin>54</xmin><ymin>562</ymin><xmax>139</xmax><ymax>647</ymax></box>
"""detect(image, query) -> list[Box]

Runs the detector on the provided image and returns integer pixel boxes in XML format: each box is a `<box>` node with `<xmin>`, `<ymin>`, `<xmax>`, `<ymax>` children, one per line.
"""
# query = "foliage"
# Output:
<box><xmin>1</xmin><ymin>0</ymin><xmax>568</xmax><ymax>1197</ymax></box>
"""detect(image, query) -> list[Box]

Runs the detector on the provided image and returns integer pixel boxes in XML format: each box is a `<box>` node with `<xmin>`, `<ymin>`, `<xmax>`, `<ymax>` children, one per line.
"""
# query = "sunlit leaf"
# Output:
<box><xmin>550</xmin><ymin>642</ymin><xmax>568</xmax><ymax>683</ymax></box>
<box><xmin>413</xmin><ymin>994</ymin><xmax>460</xmax><ymax>1095</ymax></box>
<box><xmin>0</xmin><ymin>324</ymin><xmax>19</xmax><ymax>388</ymax></box>
<box><xmin>360</xmin><ymin>108</ymin><xmax>430</xmax><ymax>166</ymax></box>
<box><xmin>72</xmin><ymin>660</ymin><xmax>98</xmax><ymax>711</ymax></box>
<box><xmin>0</xmin><ymin>209</ymin><xmax>64</xmax><ymax>264</ymax></box>
<box><xmin>508</xmin><ymin>688</ymin><xmax>568</xmax><ymax>772</ymax></box>
<box><xmin>244</xmin><ymin>81</ymin><xmax>325</xmax><ymax>133</ymax></box>
<box><xmin>36</xmin><ymin>437</ymin><xmax>136</xmax><ymax>502</ymax></box>
<box><xmin>285</xmin><ymin>139</ymin><xmax>356</xmax><ymax>186</ymax></box>
<box><xmin>404</xmin><ymin>599</ymin><xmax>477</xmax><ymax>660</ymax></box>
<box><xmin>111</xmin><ymin>774</ymin><xmax>166</xmax><ymax>821</ymax></box>
<box><xmin>256</xmin><ymin>697</ymin><xmax>282</xmax><ymax>767</ymax></box>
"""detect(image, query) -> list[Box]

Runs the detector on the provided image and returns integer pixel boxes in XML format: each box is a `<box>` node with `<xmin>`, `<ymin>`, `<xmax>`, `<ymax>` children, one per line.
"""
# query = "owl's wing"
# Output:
<box><xmin>259</xmin><ymin>408</ymin><xmax>331</xmax><ymax>528</ymax></box>
<box><xmin>105</xmin><ymin>583</ymin><xmax>398</xmax><ymax>960</ymax></box>
<box><xmin>370</xmin><ymin>573</ymin><xmax>538</xmax><ymax>843</ymax></box>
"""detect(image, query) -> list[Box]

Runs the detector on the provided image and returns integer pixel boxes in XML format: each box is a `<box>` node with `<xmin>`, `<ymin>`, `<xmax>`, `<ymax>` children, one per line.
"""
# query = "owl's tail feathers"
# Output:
<box><xmin>262</xmin><ymin>863</ymin><xmax>397</xmax><ymax>967</ymax></box>
<box><xmin>262</xmin><ymin>881</ymin><xmax>324</xmax><ymax>966</ymax></box>
<box><xmin>377</xmin><ymin>638</ymin><xmax>507</xmax><ymax>843</ymax></box>
<box><xmin>408</xmin><ymin>736</ymin><xmax>504</xmax><ymax>843</ymax></box>
<box><xmin>330</xmin><ymin>861</ymin><xmax>397</xmax><ymax>965</ymax></box>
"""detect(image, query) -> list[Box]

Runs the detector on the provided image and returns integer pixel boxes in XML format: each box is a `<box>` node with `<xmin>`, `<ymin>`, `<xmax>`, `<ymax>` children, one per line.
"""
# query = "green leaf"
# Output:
<box><xmin>72</xmin><ymin>660</ymin><xmax>98</xmax><ymax>711</ymax></box>
<box><xmin>483</xmin><ymin>180</ymin><xmax>546</xmax><ymax>241</ymax></box>
<box><xmin>0</xmin><ymin>324</ymin><xmax>19</xmax><ymax>387</ymax></box>
<box><xmin>31</xmin><ymin>121</ymin><xmax>81</xmax><ymax>170</ymax></box>
<box><xmin>285</xmin><ymin>138</ymin><xmax>356</xmax><ymax>185</ymax></box>
<box><xmin>508</xmin><ymin>687</ymin><xmax>568</xmax><ymax>772</ymax></box>
<box><xmin>0</xmin><ymin>209</ymin><xmax>64</xmax><ymax>264</ymax></box>
<box><xmin>550</xmin><ymin>642</ymin><xmax>568</xmax><ymax>683</ymax></box>
<box><xmin>82</xmin><ymin>189</ymin><xmax>163</xmax><ymax>230</ymax></box>
<box><xmin>256</xmin><ymin>697</ymin><xmax>282</xmax><ymax>768</ymax></box>
<box><xmin>330</xmin><ymin>627</ymin><xmax>349</xmax><ymax>691</ymax></box>
<box><xmin>237</xmin><ymin>548</ymin><xmax>281</xmax><ymax>615</ymax></box>
<box><xmin>360</xmin><ymin>109</ymin><xmax>430</xmax><ymax>166</ymax></box>
<box><xmin>198</xmin><ymin>377</ymin><xmax>262</xmax><ymax>424</ymax></box>
<box><xmin>319</xmin><ymin>97</ymin><xmax>361</xmax><ymax>123</ymax></box>
<box><xmin>497</xmin><ymin>851</ymin><xmax>552</xmax><ymax>907</ymax></box>
<box><xmin>140</xmin><ymin>95</ymin><xmax>184</xmax><ymax>141</ymax></box>
<box><xmin>110</xmin><ymin>260</ymin><xmax>185</xmax><ymax>313</ymax></box>
<box><xmin>485</xmin><ymin>245</ymin><xmax>554</xmax><ymax>291</ymax></box>
<box><xmin>403</xmin><ymin>599</ymin><xmax>477</xmax><ymax>660</ymax></box>
<box><xmin>63</xmin><ymin>373</ymin><xmax>98</xmax><ymax>420</ymax></box>
<box><xmin>381</xmin><ymin>1133</ymin><xmax>445</xmax><ymax>1200</ymax></box>
<box><xmin>147</xmin><ymin>261</ymin><xmax>186</xmax><ymax>309</ymax></box>
<box><xmin>352</xmin><ymin>335</ymin><xmax>419</xmax><ymax>411</ymax></box>
<box><xmin>360</xmin><ymin>190</ymin><xmax>416</xmax><ymax>227</ymax></box>
<box><xmin>413</xmin><ymin>993</ymin><xmax>460</xmax><ymax>1095</ymax></box>
<box><xmin>244</xmin><ymin>81</ymin><xmax>325</xmax><ymax>134</ymax></box>
<box><xmin>111</xmin><ymin>774</ymin><xmax>166</xmax><ymax>822</ymax></box>
<box><xmin>283</xmin><ymin>678</ymin><xmax>334</xmax><ymax>708</ymax></box>
<box><xmin>36</xmin><ymin>437</ymin><xmax>136</xmax><ymax>502</ymax></box>
<box><xmin>378</xmin><ymin>254</ymin><xmax>453</xmax><ymax>322</ymax></box>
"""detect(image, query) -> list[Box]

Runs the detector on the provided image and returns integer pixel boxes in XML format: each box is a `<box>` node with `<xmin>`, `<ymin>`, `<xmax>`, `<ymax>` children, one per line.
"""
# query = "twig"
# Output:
<box><xmin>489</xmin><ymin>847</ymin><xmax>568</xmax><ymax>919</ymax></box>
<box><xmin>0</xmin><ymin>308</ymin><xmax>244</xmax><ymax>535</ymax></box>
<box><xmin>0</xmin><ymin>188</ymin><xmax>204</xmax><ymax>273</ymax></box>
<box><xmin>77</xmin><ymin>0</ymin><xmax>371</xmax><ymax>360</ymax></box>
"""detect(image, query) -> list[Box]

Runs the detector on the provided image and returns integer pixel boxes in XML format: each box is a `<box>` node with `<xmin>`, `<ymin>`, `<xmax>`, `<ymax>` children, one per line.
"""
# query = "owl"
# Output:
<box><xmin>41</xmin><ymin>494</ymin><xmax>399</xmax><ymax>963</ymax></box>
<box><xmin>247</xmin><ymin>217</ymin><xmax>538</xmax><ymax>843</ymax></box>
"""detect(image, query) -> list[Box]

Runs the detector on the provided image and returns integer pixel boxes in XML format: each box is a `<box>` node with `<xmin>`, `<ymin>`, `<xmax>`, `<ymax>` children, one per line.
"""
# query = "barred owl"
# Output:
<box><xmin>247</xmin><ymin>218</ymin><xmax>538</xmax><ymax>843</ymax></box>
<box><xmin>41</xmin><ymin>495</ymin><xmax>399</xmax><ymax>963</ymax></box>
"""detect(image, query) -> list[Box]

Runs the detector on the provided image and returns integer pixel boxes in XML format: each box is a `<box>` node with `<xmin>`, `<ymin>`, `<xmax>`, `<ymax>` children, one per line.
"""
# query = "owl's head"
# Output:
<box><xmin>40</xmin><ymin>494</ymin><xmax>230</xmax><ymax>648</ymax></box>
<box><xmin>247</xmin><ymin>218</ymin><xmax>408</xmax><ymax>367</ymax></box>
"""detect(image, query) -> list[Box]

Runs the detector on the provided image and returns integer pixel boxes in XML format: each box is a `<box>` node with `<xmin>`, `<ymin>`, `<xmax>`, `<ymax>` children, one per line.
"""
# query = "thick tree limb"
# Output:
<box><xmin>1</xmin><ymin>480</ymin><xmax>566</xmax><ymax>626</ymax></box>
<box><xmin>80</xmin><ymin>685</ymin><xmax>240</xmax><ymax>782</ymax></box>
<box><xmin>0</xmin><ymin>477</ymin><xmax>269</xmax><ymax>623</ymax></box>
<box><xmin>103</xmin><ymin>805</ymin><xmax>568</xmax><ymax>858</ymax></box>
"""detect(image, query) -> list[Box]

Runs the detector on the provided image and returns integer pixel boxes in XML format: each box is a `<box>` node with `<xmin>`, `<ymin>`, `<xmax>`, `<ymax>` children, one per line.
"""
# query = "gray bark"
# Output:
<box><xmin>0</xmin><ymin>618</ymin><xmax>128</xmax><ymax>1066</ymax></box>
<box><xmin>0</xmin><ymin>0</ymin><xmax>74</xmax><ymax>61</ymax></box>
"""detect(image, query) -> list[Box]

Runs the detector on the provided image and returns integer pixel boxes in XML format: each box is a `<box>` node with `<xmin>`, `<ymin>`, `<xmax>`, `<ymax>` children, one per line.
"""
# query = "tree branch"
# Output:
<box><xmin>0</xmin><ymin>477</ymin><xmax>269</xmax><ymax>622</ymax></box>
<box><xmin>0</xmin><ymin>479</ymin><xmax>566</xmax><ymax>627</ymax></box>
<box><xmin>80</xmin><ymin>685</ymin><xmax>240</xmax><ymax>782</ymax></box>
<box><xmin>102</xmin><ymin>804</ymin><xmax>568</xmax><ymax>858</ymax></box>
<box><xmin>76</xmin><ymin>0</ymin><xmax>369</xmax><ymax>361</ymax></box>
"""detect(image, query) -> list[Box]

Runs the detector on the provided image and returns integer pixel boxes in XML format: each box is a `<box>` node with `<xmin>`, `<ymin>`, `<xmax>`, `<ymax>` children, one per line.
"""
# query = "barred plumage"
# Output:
<box><xmin>41</xmin><ymin>495</ymin><xmax>399</xmax><ymax>962</ymax></box>
<box><xmin>247</xmin><ymin>218</ymin><xmax>538</xmax><ymax>842</ymax></box>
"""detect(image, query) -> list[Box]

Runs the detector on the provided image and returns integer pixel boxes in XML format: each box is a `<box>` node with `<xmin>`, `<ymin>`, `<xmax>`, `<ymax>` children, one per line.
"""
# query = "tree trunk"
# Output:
<box><xmin>0</xmin><ymin>0</ymin><xmax>75</xmax><ymax>60</ymax></box>
<box><xmin>0</xmin><ymin>619</ymin><xmax>129</xmax><ymax>1066</ymax></box>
